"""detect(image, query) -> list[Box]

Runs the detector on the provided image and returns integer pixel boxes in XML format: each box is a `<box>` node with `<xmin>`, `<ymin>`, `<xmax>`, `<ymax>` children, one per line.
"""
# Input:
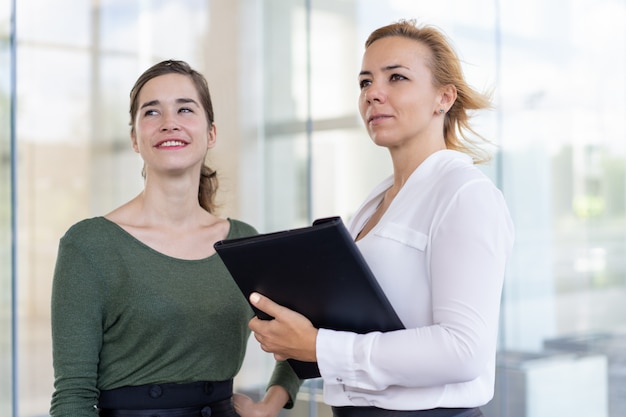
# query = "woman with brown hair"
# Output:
<box><xmin>50</xmin><ymin>60</ymin><xmax>300</xmax><ymax>417</ymax></box>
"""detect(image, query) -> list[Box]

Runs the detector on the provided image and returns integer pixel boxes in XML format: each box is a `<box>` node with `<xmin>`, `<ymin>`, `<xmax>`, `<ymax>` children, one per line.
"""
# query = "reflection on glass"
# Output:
<box><xmin>1</xmin><ymin>1</ymin><xmax>14</xmax><ymax>416</ymax></box>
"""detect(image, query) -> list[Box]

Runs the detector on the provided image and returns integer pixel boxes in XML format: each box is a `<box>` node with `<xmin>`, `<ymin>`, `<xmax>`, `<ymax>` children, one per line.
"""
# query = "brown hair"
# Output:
<box><xmin>366</xmin><ymin>19</ymin><xmax>492</xmax><ymax>163</ymax></box>
<box><xmin>129</xmin><ymin>60</ymin><xmax>219</xmax><ymax>213</ymax></box>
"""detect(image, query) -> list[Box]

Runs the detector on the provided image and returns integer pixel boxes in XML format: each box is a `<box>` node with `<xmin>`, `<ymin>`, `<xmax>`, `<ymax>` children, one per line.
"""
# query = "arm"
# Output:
<box><xmin>236</xmin><ymin>297</ymin><xmax>304</xmax><ymax>417</ymax></box>
<box><xmin>50</xmin><ymin>235</ymin><xmax>103</xmax><ymax>416</ymax></box>
<box><xmin>232</xmin><ymin>342</ymin><xmax>302</xmax><ymax>417</ymax></box>
<box><xmin>316</xmin><ymin>181</ymin><xmax>514</xmax><ymax>390</ymax></box>
<box><xmin>233</xmin><ymin>385</ymin><xmax>291</xmax><ymax>417</ymax></box>
<box><xmin>249</xmin><ymin>181</ymin><xmax>514</xmax><ymax>391</ymax></box>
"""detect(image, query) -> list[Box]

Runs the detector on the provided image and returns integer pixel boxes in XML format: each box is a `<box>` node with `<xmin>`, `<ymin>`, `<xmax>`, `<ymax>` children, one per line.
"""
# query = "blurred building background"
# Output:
<box><xmin>1</xmin><ymin>0</ymin><xmax>625</xmax><ymax>416</ymax></box>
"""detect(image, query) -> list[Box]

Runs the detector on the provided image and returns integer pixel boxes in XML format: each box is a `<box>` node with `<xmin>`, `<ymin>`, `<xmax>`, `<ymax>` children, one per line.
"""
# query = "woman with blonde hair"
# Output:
<box><xmin>248</xmin><ymin>20</ymin><xmax>514</xmax><ymax>417</ymax></box>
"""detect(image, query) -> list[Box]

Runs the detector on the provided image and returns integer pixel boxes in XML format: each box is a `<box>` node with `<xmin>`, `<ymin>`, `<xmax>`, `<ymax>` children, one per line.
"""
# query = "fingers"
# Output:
<box><xmin>248</xmin><ymin>299</ymin><xmax>288</xmax><ymax>358</ymax></box>
<box><xmin>249</xmin><ymin>292</ymin><xmax>285</xmax><ymax>319</ymax></box>
<box><xmin>248</xmin><ymin>316</ymin><xmax>270</xmax><ymax>352</ymax></box>
<box><xmin>253</xmin><ymin>331</ymin><xmax>289</xmax><ymax>361</ymax></box>
<box><xmin>248</xmin><ymin>292</ymin><xmax>319</xmax><ymax>362</ymax></box>
<box><xmin>232</xmin><ymin>393</ymin><xmax>253</xmax><ymax>416</ymax></box>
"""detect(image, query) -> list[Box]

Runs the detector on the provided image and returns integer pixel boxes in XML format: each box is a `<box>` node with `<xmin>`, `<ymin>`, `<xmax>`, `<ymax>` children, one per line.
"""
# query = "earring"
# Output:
<box><xmin>439</xmin><ymin>109</ymin><xmax>445</xmax><ymax>114</ymax></box>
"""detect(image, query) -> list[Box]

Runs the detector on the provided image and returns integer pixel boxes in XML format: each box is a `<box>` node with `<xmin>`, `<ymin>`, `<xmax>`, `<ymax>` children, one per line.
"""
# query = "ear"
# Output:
<box><xmin>207</xmin><ymin>123</ymin><xmax>217</xmax><ymax>149</ymax></box>
<box><xmin>438</xmin><ymin>84</ymin><xmax>457</xmax><ymax>112</ymax></box>
<box><xmin>131</xmin><ymin>130</ymin><xmax>140</xmax><ymax>153</ymax></box>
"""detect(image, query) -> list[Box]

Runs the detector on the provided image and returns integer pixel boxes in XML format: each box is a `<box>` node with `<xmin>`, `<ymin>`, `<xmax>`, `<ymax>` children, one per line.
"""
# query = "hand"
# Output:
<box><xmin>233</xmin><ymin>393</ymin><xmax>262</xmax><ymax>417</ymax></box>
<box><xmin>233</xmin><ymin>386</ymin><xmax>289</xmax><ymax>417</ymax></box>
<box><xmin>249</xmin><ymin>292</ymin><xmax>318</xmax><ymax>362</ymax></box>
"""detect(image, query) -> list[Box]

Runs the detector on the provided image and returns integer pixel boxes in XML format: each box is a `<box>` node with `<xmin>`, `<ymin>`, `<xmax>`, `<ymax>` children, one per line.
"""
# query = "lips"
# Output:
<box><xmin>368</xmin><ymin>113</ymin><xmax>392</xmax><ymax>124</ymax></box>
<box><xmin>155</xmin><ymin>139</ymin><xmax>189</xmax><ymax>148</ymax></box>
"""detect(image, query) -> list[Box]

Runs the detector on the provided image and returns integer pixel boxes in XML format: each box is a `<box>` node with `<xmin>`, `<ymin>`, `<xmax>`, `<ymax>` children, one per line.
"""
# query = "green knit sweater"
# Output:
<box><xmin>50</xmin><ymin>217</ymin><xmax>300</xmax><ymax>416</ymax></box>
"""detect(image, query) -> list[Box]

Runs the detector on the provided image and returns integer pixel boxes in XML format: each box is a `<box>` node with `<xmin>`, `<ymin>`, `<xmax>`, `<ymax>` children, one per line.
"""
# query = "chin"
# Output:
<box><xmin>370</xmin><ymin>136</ymin><xmax>395</xmax><ymax>149</ymax></box>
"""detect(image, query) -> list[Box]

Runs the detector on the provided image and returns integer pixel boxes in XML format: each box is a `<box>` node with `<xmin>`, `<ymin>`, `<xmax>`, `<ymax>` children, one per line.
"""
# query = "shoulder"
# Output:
<box><xmin>62</xmin><ymin>217</ymin><xmax>109</xmax><ymax>240</ymax></box>
<box><xmin>226</xmin><ymin>218</ymin><xmax>259</xmax><ymax>239</ymax></box>
<box><xmin>422</xmin><ymin>150</ymin><xmax>499</xmax><ymax>199</ymax></box>
<box><xmin>435</xmin><ymin>150</ymin><xmax>489</xmax><ymax>181</ymax></box>
<box><xmin>59</xmin><ymin>217</ymin><xmax>122</xmax><ymax>252</ymax></box>
<box><xmin>433</xmin><ymin>153</ymin><xmax>511</xmax><ymax>223</ymax></box>
<box><xmin>405</xmin><ymin>151</ymin><xmax>508</xmax><ymax>218</ymax></box>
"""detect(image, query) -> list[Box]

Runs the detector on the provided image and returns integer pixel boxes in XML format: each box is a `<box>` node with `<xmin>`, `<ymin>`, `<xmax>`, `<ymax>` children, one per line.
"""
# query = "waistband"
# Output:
<box><xmin>98</xmin><ymin>398</ymin><xmax>235</xmax><ymax>417</ymax></box>
<box><xmin>332</xmin><ymin>406</ymin><xmax>482</xmax><ymax>417</ymax></box>
<box><xmin>98</xmin><ymin>379</ymin><xmax>233</xmax><ymax>410</ymax></box>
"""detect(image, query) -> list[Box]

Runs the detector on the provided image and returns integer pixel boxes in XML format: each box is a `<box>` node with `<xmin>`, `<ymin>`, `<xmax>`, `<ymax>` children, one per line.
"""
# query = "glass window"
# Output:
<box><xmin>1</xmin><ymin>0</ymin><xmax>14</xmax><ymax>415</ymax></box>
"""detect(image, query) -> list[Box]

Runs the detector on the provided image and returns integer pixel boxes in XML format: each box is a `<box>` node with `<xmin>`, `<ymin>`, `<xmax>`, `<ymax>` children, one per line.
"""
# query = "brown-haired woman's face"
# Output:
<box><xmin>358</xmin><ymin>36</ymin><xmax>444</xmax><ymax>150</ymax></box>
<box><xmin>131</xmin><ymin>73</ymin><xmax>216</xmax><ymax>174</ymax></box>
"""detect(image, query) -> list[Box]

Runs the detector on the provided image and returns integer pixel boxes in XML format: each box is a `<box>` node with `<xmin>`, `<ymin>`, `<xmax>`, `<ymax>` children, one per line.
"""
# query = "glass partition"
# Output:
<box><xmin>0</xmin><ymin>0</ymin><xmax>14</xmax><ymax>415</ymax></box>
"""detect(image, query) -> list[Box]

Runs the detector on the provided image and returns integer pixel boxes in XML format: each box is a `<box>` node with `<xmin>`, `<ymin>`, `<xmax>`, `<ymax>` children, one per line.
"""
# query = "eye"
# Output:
<box><xmin>179</xmin><ymin>107</ymin><xmax>193</xmax><ymax>114</ymax></box>
<box><xmin>390</xmin><ymin>73</ymin><xmax>407</xmax><ymax>82</ymax></box>
<box><xmin>143</xmin><ymin>109</ymin><xmax>158</xmax><ymax>116</ymax></box>
<box><xmin>359</xmin><ymin>79</ymin><xmax>371</xmax><ymax>89</ymax></box>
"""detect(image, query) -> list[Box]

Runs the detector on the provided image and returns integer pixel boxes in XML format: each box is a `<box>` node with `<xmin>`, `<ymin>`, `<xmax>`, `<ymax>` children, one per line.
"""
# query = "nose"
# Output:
<box><xmin>363</xmin><ymin>82</ymin><xmax>385</xmax><ymax>104</ymax></box>
<box><xmin>160</xmin><ymin>111</ymin><xmax>180</xmax><ymax>131</ymax></box>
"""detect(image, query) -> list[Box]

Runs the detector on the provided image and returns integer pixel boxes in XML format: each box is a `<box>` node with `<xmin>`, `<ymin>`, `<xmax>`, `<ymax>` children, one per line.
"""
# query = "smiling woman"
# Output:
<box><xmin>128</xmin><ymin>61</ymin><xmax>220</xmax><ymax>215</ymax></box>
<box><xmin>130</xmin><ymin>72</ymin><xmax>217</xmax><ymax>203</ymax></box>
<box><xmin>49</xmin><ymin>60</ymin><xmax>301</xmax><ymax>417</ymax></box>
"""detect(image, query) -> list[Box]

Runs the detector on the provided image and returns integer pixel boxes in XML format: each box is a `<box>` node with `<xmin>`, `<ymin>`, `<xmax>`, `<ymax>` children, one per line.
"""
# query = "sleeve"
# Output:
<box><xmin>49</xmin><ymin>233</ymin><xmax>105</xmax><ymax>416</ymax></box>
<box><xmin>266</xmin><ymin>361</ymin><xmax>303</xmax><ymax>409</ymax></box>
<box><xmin>316</xmin><ymin>180</ymin><xmax>514</xmax><ymax>391</ymax></box>
<box><xmin>228</xmin><ymin>218</ymin><xmax>259</xmax><ymax>239</ymax></box>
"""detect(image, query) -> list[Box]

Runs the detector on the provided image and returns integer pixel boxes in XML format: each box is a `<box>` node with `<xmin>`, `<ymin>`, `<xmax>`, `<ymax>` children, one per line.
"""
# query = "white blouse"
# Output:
<box><xmin>316</xmin><ymin>150</ymin><xmax>515</xmax><ymax>410</ymax></box>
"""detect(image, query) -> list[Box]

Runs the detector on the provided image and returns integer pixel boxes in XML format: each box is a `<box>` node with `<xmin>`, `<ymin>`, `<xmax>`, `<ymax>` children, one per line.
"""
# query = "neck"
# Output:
<box><xmin>138</xmin><ymin>173</ymin><xmax>207</xmax><ymax>227</ymax></box>
<box><xmin>388</xmin><ymin>140</ymin><xmax>446</xmax><ymax>191</ymax></box>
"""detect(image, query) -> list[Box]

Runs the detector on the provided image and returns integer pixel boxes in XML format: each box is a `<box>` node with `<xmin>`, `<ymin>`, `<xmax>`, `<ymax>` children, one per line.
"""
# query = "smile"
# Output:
<box><xmin>157</xmin><ymin>140</ymin><xmax>188</xmax><ymax>148</ymax></box>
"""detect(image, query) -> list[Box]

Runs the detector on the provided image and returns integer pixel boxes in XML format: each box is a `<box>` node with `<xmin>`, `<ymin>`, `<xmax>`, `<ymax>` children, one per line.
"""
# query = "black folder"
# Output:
<box><xmin>213</xmin><ymin>216</ymin><xmax>404</xmax><ymax>379</ymax></box>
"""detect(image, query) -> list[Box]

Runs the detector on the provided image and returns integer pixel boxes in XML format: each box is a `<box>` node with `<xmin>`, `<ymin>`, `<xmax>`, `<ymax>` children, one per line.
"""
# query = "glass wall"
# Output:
<box><xmin>2</xmin><ymin>0</ymin><xmax>626</xmax><ymax>416</ymax></box>
<box><xmin>1</xmin><ymin>0</ymin><xmax>14</xmax><ymax>416</ymax></box>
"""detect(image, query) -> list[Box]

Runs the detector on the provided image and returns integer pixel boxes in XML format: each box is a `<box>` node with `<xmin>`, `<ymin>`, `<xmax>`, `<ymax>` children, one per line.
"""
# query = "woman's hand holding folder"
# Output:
<box><xmin>249</xmin><ymin>292</ymin><xmax>319</xmax><ymax>363</ymax></box>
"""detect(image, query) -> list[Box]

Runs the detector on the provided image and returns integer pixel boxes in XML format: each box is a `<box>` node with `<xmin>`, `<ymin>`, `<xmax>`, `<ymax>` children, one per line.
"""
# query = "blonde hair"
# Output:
<box><xmin>366</xmin><ymin>19</ymin><xmax>492</xmax><ymax>163</ymax></box>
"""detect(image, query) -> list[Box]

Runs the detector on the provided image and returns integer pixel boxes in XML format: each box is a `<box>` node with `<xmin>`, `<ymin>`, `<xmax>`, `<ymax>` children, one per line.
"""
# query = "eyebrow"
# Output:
<box><xmin>140</xmin><ymin>97</ymin><xmax>200</xmax><ymax>109</ymax></box>
<box><xmin>359</xmin><ymin>64</ymin><xmax>410</xmax><ymax>77</ymax></box>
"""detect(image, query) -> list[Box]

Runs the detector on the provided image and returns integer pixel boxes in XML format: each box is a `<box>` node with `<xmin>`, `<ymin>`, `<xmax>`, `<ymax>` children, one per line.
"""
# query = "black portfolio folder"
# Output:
<box><xmin>214</xmin><ymin>216</ymin><xmax>404</xmax><ymax>379</ymax></box>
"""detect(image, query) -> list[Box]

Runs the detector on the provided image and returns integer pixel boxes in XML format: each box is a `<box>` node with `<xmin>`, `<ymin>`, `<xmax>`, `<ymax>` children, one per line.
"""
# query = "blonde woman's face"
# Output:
<box><xmin>358</xmin><ymin>36</ymin><xmax>445</xmax><ymax>150</ymax></box>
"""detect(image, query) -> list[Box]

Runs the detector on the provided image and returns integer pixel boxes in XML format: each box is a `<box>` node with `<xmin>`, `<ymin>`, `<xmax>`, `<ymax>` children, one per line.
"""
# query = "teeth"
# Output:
<box><xmin>160</xmin><ymin>140</ymin><xmax>185</xmax><ymax>147</ymax></box>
